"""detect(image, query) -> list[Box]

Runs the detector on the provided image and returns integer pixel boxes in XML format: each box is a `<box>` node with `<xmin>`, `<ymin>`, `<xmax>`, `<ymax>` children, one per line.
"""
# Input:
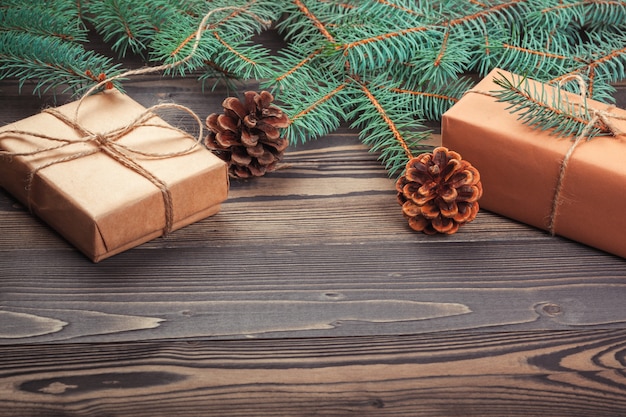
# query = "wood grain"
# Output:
<box><xmin>1</xmin><ymin>230</ymin><xmax>625</xmax><ymax>344</ymax></box>
<box><xmin>1</xmin><ymin>330</ymin><xmax>625</xmax><ymax>416</ymax></box>
<box><xmin>1</xmin><ymin>29</ymin><xmax>626</xmax><ymax>417</ymax></box>
<box><xmin>1</xmin><ymin>123</ymin><xmax>625</xmax><ymax>344</ymax></box>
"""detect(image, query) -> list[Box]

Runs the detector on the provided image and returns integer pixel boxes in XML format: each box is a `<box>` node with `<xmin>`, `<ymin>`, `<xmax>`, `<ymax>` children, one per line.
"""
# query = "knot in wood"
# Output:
<box><xmin>542</xmin><ymin>303</ymin><xmax>562</xmax><ymax>316</ymax></box>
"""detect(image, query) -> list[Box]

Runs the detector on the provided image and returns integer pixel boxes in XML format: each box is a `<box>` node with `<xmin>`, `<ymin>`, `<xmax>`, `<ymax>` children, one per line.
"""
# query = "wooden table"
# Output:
<box><xmin>1</xmin><ymin>40</ymin><xmax>626</xmax><ymax>416</ymax></box>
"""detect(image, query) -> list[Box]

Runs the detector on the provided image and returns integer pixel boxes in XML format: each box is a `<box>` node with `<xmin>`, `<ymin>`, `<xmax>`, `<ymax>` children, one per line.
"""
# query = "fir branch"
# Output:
<box><xmin>356</xmin><ymin>80</ymin><xmax>415</xmax><ymax>160</ymax></box>
<box><xmin>492</xmin><ymin>72</ymin><xmax>609</xmax><ymax>139</ymax></box>
<box><xmin>582</xmin><ymin>0</ymin><xmax>626</xmax><ymax>28</ymax></box>
<box><xmin>347</xmin><ymin>77</ymin><xmax>431</xmax><ymax>176</ymax></box>
<box><xmin>0</xmin><ymin>4</ymin><xmax>87</xmax><ymax>42</ymax></box>
<box><xmin>148</xmin><ymin>1</ymin><xmax>276</xmax><ymax>79</ymax></box>
<box><xmin>3</xmin><ymin>0</ymin><xmax>626</xmax><ymax>179</ymax></box>
<box><xmin>0</xmin><ymin>0</ymin><xmax>79</xmax><ymax>17</ymax></box>
<box><xmin>574</xmin><ymin>31</ymin><xmax>626</xmax><ymax>84</ymax></box>
<box><xmin>525</xmin><ymin>0</ymin><xmax>586</xmax><ymax>31</ymax></box>
<box><xmin>369</xmin><ymin>0</ymin><xmax>426</xmax><ymax>17</ymax></box>
<box><xmin>272</xmin><ymin>46</ymin><xmax>326</xmax><ymax>86</ymax></box>
<box><xmin>445</xmin><ymin>0</ymin><xmax>526</xmax><ymax>30</ymax></box>
<box><xmin>545</xmin><ymin>31</ymin><xmax>626</xmax><ymax>102</ymax></box>
<box><xmin>291</xmin><ymin>0</ymin><xmax>336</xmax><ymax>43</ymax></box>
<box><xmin>83</xmin><ymin>0</ymin><xmax>158</xmax><ymax>58</ymax></box>
<box><xmin>279</xmin><ymin>82</ymin><xmax>350</xmax><ymax>144</ymax></box>
<box><xmin>208</xmin><ymin>32</ymin><xmax>275</xmax><ymax>80</ymax></box>
<box><xmin>389</xmin><ymin>76</ymin><xmax>475</xmax><ymax>121</ymax></box>
<box><xmin>495</xmin><ymin>34</ymin><xmax>577</xmax><ymax>79</ymax></box>
<box><xmin>338</xmin><ymin>24</ymin><xmax>436</xmax><ymax>73</ymax></box>
<box><xmin>0</xmin><ymin>31</ymin><xmax>123</xmax><ymax>96</ymax></box>
<box><xmin>407</xmin><ymin>28</ymin><xmax>475</xmax><ymax>86</ymax></box>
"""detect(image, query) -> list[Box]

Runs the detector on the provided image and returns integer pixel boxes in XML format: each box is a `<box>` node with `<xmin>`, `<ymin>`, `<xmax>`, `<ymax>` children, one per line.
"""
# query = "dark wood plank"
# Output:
<box><xmin>1</xmin><ymin>330</ymin><xmax>625</xmax><ymax>417</ymax></box>
<box><xmin>1</xmin><ymin>234</ymin><xmax>625</xmax><ymax>343</ymax></box>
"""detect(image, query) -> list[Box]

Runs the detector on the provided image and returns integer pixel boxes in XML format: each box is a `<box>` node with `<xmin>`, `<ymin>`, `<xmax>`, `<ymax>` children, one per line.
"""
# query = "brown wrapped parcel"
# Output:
<box><xmin>442</xmin><ymin>68</ymin><xmax>626</xmax><ymax>258</ymax></box>
<box><xmin>0</xmin><ymin>90</ymin><xmax>228</xmax><ymax>262</ymax></box>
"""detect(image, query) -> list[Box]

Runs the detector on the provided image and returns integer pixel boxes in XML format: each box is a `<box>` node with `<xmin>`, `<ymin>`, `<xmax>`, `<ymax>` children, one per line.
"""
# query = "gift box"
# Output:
<box><xmin>442</xmin><ymin>68</ymin><xmax>626</xmax><ymax>258</ymax></box>
<box><xmin>0</xmin><ymin>90</ymin><xmax>228</xmax><ymax>262</ymax></box>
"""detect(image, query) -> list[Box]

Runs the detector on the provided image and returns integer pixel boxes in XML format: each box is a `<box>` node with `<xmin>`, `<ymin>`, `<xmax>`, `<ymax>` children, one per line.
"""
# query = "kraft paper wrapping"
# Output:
<box><xmin>442</xmin><ymin>68</ymin><xmax>626</xmax><ymax>258</ymax></box>
<box><xmin>0</xmin><ymin>90</ymin><xmax>228</xmax><ymax>262</ymax></box>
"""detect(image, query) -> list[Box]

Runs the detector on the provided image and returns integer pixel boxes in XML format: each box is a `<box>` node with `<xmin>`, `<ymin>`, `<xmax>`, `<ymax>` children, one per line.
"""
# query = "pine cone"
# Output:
<box><xmin>205</xmin><ymin>91</ymin><xmax>290</xmax><ymax>178</ymax></box>
<box><xmin>396</xmin><ymin>147</ymin><xmax>483</xmax><ymax>235</ymax></box>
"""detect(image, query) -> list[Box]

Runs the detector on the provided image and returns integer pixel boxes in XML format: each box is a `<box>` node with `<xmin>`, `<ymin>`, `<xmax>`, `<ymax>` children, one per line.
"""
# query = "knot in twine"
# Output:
<box><xmin>0</xmin><ymin>6</ymin><xmax>270</xmax><ymax>235</ymax></box>
<box><xmin>2</xmin><ymin>104</ymin><xmax>203</xmax><ymax>233</ymax></box>
<box><xmin>468</xmin><ymin>73</ymin><xmax>626</xmax><ymax>236</ymax></box>
<box><xmin>548</xmin><ymin>74</ymin><xmax>625</xmax><ymax>235</ymax></box>
<box><xmin>93</xmin><ymin>134</ymin><xmax>109</xmax><ymax>147</ymax></box>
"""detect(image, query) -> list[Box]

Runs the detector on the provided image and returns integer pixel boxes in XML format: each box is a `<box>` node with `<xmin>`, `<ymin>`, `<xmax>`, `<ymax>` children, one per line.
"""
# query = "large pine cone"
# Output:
<box><xmin>205</xmin><ymin>91</ymin><xmax>290</xmax><ymax>178</ymax></box>
<box><xmin>396</xmin><ymin>147</ymin><xmax>483</xmax><ymax>235</ymax></box>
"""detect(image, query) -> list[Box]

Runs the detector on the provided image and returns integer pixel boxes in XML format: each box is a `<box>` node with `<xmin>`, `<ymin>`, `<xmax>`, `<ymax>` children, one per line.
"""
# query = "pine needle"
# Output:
<box><xmin>492</xmin><ymin>72</ymin><xmax>608</xmax><ymax>140</ymax></box>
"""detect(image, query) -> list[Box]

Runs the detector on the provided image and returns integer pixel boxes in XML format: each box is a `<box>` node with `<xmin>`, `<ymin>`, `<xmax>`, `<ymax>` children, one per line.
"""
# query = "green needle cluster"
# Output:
<box><xmin>1</xmin><ymin>0</ymin><xmax>625</xmax><ymax>176</ymax></box>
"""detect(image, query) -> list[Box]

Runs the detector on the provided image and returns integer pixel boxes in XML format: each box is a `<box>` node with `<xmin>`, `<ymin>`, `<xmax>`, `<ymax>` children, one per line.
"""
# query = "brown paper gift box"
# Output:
<box><xmin>0</xmin><ymin>90</ymin><xmax>228</xmax><ymax>262</ymax></box>
<box><xmin>442</xmin><ymin>68</ymin><xmax>626</xmax><ymax>258</ymax></box>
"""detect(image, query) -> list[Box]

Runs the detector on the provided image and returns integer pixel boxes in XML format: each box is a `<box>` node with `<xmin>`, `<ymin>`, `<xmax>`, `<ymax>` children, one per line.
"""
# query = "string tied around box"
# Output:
<box><xmin>466</xmin><ymin>73</ymin><xmax>626</xmax><ymax>236</ymax></box>
<box><xmin>0</xmin><ymin>7</ymin><xmax>271</xmax><ymax>234</ymax></box>
<box><xmin>1</xmin><ymin>104</ymin><xmax>204</xmax><ymax>233</ymax></box>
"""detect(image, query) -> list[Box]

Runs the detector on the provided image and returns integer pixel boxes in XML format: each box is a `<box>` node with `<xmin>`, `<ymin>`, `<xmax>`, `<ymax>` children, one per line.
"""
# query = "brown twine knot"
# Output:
<box><xmin>94</xmin><ymin>134</ymin><xmax>108</xmax><ymax>146</ymax></box>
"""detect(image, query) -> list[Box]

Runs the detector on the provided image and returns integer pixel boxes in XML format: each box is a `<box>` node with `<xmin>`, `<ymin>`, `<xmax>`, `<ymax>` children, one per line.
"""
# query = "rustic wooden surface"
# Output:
<box><xmin>1</xmin><ymin>31</ymin><xmax>626</xmax><ymax>417</ymax></box>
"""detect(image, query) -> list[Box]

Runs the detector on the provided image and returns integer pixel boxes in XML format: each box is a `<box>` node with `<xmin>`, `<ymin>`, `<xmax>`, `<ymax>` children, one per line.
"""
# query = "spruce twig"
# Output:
<box><xmin>492</xmin><ymin>72</ymin><xmax>610</xmax><ymax>139</ymax></box>
<box><xmin>1</xmin><ymin>0</ymin><xmax>626</xmax><ymax>177</ymax></box>
<box><xmin>0</xmin><ymin>32</ymin><xmax>123</xmax><ymax>95</ymax></box>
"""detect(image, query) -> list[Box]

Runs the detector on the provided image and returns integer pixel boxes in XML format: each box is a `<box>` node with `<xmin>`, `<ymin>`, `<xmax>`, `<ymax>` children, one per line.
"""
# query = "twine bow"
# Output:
<box><xmin>0</xmin><ymin>6</ymin><xmax>270</xmax><ymax>235</ymax></box>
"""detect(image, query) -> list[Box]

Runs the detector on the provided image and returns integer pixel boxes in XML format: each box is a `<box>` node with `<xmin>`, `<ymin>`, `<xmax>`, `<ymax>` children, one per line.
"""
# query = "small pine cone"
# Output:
<box><xmin>205</xmin><ymin>91</ymin><xmax>290</xmax><ymax>178</ymax></box>
<box><xmin>396</xmin><ymin>146</ymin><xmax>483</xmax><ymax>235</ymax></box>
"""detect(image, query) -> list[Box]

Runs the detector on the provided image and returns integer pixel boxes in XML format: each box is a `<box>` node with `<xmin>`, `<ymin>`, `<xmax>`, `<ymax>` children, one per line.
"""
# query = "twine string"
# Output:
<box><xmin>1</xmin><ymin>103</ymin><xmax>204</xmax><ymax>232</ymax></box>
<box><xmin>0</xmin><ymin>6</ymin><xmax>268</xmax><ymax>234</ymax></box>
<box><xmin>546</xmin><ymin>111</ymin><xmax>595</xmax><ymax>235</ymax></box>
<box><xmin>466</xmin><ymin>75</ymin><xmax>626</xmax><ymax>235</ymax></box>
